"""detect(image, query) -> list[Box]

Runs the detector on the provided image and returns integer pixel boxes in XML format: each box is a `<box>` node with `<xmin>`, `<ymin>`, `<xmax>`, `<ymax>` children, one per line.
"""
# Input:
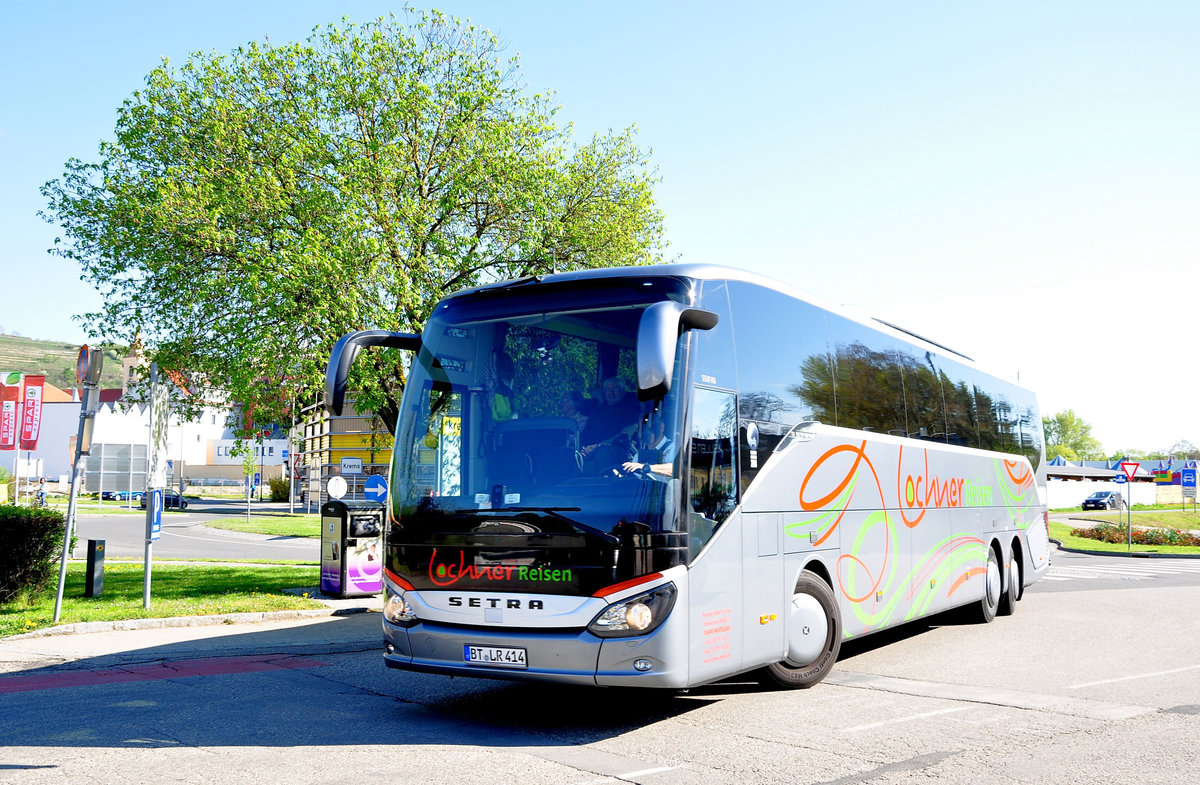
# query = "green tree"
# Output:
<box><xmin>41</xmin><ymin>11</ymin><xmax>663</xmax><ymax>435</ymax></box>
<box><xmin>1042</xmin><ymin>409</ymin><xmax>1104</xmax><ymax>460</ymax></box>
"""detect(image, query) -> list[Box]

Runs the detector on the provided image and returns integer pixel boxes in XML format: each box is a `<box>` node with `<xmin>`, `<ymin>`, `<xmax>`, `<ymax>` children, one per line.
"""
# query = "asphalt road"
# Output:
<box><xmin>70</xmin><ymin>497</ymin><xmax>319</xmax><ymax>562</ymax></box>
<box><xmin>2</xmin><ymin>547</ymin><xmax>1199</xmax><ymax>784</ymax></box>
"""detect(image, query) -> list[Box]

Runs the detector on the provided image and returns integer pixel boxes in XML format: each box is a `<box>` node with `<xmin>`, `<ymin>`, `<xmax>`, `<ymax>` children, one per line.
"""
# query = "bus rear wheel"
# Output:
<box><xmin>974</xmin><ymin>547</ymin><xmax>1002</xmax><ymax>624</ymax></box>
<box><xmin>997</xmin><ymin>551</ymin><xmax>1021</xmax><ymax>617</ymax></box>
<box><xmin>761</xmin><ymin>573</ymin><xmax>841</xmax><ymax>689</ymax></box>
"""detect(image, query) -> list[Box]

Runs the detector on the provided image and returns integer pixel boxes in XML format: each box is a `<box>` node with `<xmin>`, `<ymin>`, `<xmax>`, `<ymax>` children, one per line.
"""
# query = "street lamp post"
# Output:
<box><xmin>258</xmin><ymin>429</ymin><xmax>266</xmax><ymax>501</ymax></box>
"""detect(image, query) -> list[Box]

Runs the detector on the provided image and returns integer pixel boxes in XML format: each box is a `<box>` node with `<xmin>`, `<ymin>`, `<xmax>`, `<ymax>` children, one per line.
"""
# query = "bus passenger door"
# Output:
<box><xmin>685</xmin><ymin>386</ymin><xmax>744</xmax><ymax>683</ymax></box>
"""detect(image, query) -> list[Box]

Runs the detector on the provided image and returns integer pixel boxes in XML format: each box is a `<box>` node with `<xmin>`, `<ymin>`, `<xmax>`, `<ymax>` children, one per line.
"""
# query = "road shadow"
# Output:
<box><xmin>836</xmin><ymin>607</ymin><xmax>980</xmax><ymax>662</ymax></box>
<box><xmin>0</xmin><ymin>614</ymin><xmax>717</xmax><ymax>751</ymax></box>
<box><xmin>1</xmin><ymin>604</ymin><xmax>989</xmax><ymax>752</ymax></box>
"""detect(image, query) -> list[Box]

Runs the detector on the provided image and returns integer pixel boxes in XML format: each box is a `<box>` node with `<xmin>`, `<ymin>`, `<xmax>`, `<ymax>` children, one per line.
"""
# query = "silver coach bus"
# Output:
<box><xmin>324</xmin><ymin>264</ymin><xmax>1050</xmax><ymax>689</ymax></box>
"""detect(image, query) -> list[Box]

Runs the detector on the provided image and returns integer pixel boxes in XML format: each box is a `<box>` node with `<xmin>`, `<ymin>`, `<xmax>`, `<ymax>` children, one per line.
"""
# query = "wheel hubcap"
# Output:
<box><xmin>787</xmin><ymin>593</ymin><xmax>828</xmax><ymax>665</ymax></box>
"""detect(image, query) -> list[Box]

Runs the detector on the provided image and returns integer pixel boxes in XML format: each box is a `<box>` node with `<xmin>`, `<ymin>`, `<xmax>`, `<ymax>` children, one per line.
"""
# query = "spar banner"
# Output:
<box><xmin>0</xmin><ymin>372</ymin><xmax>20</xmax><ymax>451</ymax></box>
<box><xmin>19</xmin><ymin>374</ymin><xmax>45</xmax><ymax>450</ymax></box>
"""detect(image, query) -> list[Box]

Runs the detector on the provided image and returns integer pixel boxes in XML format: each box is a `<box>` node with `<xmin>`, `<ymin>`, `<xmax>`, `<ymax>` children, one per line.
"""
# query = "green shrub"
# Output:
<box><xmin>268</xmin><ymin>476</ymin><xmax>291</xmax><ymax>502</ymax></box>
<box><xmin>1070</xmin><ymin>522</ymin><xmax>1200</xmax><ymax>547</ymax></box>
<box><xmin>0</xmin><ymin>505</ymin><xmax>68</xmax><ymax>604</ymax></box>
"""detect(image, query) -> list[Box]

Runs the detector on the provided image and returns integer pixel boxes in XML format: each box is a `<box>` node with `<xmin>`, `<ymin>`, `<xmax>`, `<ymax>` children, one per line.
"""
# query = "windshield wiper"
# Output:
<box><xmin>482</xmin><ymin>506</ymin><xmax>618</xmax><ymax>545</ymax></box>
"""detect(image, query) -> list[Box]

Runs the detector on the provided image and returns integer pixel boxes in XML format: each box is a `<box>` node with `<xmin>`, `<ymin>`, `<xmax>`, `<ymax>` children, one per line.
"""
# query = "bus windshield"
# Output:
<box><xmin>389</xmin><ymin>287</ymin><xmax>688</xmax><ymax>592</ymax></box>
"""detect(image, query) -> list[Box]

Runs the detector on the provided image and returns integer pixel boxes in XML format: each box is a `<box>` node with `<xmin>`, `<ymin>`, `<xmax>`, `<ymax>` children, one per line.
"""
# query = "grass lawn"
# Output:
<box><xmin>1049</xmin><ymin>521</ymin><xmax>1200</xmax><ymax>556</ymax></box>
<box><xmin>204</xmin><ymin>514</ymin><xmax>321</xmax><ymax>538</ymax></box>
<box><xmin>1</xmin><ymin>562</ymin><xmax>323</xmax><ymax>638</ymax></box>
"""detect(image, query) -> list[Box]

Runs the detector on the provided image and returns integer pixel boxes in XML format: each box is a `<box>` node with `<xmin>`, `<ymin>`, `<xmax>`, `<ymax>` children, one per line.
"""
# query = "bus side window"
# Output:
<box><xmin>688</xmin><ymin>387</ymin><xmax>737</xmax><ymax>556</ymax></box>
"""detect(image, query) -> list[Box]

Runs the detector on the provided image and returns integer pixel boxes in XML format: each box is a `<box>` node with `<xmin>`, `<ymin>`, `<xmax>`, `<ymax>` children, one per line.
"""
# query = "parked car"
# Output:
<box><xmin>1082</xmin><ymin>490</ymin><xmax>1121</xmax><ymax>510</ymax></box>
<box><xmin>139</xmin><ymin>490</ymin><xmax>188</xmax><ymax>510</ymax></box>
<box><xmin>101</xmin><ymin>490</ymin><xmax>143</xmax><ymax>501</ymax></box>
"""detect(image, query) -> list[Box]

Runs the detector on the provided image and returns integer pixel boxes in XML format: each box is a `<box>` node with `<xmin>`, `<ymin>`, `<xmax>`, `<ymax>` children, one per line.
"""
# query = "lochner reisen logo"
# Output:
<box><xmin>428</xmin><ymin>549</ymin><xmax>573</xmax><ymax>588</ymax></box>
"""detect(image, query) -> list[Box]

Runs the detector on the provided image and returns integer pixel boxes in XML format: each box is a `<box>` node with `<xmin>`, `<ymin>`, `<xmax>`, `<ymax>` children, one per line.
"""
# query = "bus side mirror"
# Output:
<box><xmin>324</xmin><ymin>330</ymin><xmax>422</xmax><ymax>416</ymax></box>
<box><xmin>636</xmin><ymin>302</ymin><xmax>718</xmax><ymax>400</ymax></box>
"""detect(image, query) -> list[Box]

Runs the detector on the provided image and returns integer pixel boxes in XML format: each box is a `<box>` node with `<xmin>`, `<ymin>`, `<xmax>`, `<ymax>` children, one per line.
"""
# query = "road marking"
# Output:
<box><xmin>0</xmin><ymin>655</ymin><xmax>328</xmax><ymax>695</ymax></box>
<box><xmin>828</xmin><ymin>671</ymin><xmax>1155</xmax><ymax>720</ymax></box>
<box><xmin>842</xmin><ymin>706</ymin><xmax>968</xmax><ymax>732</ymax></box>
<box><xmin>1069</xmin><ymin>663</ymin><xmax>1200</xmax><ymax>690</ymax></box>
<box><xmin>568</xmin><ymin>767</ymin><xmax>678</xmax><ymax>784</ymax></box>
<box><xmin>161</xmin><ymin>530</ymin><xmax>314</xmax><ymax>550</ymax></box>
<box><xmin>1045</xmin><ymin>560</ymin><xmax>1200</xmax><ymax>583</ymax></box>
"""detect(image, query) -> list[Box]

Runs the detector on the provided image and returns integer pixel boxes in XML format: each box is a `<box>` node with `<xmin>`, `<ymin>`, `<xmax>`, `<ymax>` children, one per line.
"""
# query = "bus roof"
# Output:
<box><xmin>448</xmin><ymin>263</ymin><xmax>1019</xmax><ymax>387</ymax></box>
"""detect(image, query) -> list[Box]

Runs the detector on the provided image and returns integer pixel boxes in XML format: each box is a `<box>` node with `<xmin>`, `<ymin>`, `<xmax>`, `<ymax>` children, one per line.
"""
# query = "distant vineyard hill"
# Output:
<box><xmin>0</xmin><ymin>333</ymin><xmax>127</xmax><ymax>390</ymax></box>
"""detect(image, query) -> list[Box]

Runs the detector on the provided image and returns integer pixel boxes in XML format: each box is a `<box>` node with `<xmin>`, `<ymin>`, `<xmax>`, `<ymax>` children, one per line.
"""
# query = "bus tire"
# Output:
<box><xmin>997</xmin><ymin>550</ymin><xmax>1021</xmax><ymax>617</ymax></box>
<box><xmin>761</xmin><ymin>573</ymin><xmax>841</xmax><ymax>689</ymax></box>
<box><xmin>975</xmin><ymin>546</ymin><xmax>1002</xmax><ymax>624</ymax></box>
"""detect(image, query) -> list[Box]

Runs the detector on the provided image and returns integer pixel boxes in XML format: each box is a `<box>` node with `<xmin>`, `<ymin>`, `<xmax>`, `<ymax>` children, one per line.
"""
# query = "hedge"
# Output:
<box><xmin>0</xmin><ymin>504</ymin><xmax>68</xmax><ymax>603</ymax></box>
<box><xmin>268</xmin><ymin>476</ymin><xmax>290</xmax><ymax>502</ymax></box>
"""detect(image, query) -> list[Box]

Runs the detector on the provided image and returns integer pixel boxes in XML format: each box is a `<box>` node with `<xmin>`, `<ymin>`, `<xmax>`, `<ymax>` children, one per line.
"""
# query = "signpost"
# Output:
<box><xmin>1183</xmin><ymin>468</ymin><xmax>1197</xmax><ymax>511</ymax></box>
<box><xmin>1120</xmin><ymin>461</ymin><xmax>1139</xmax><ymax>551</ymax></box>
<box><xmin>143</xmin><ymin>364</ymin><xmax>168</xmax><ymax>609</ymax></box>
<box><xmin>53</xmin><ymin>345</ymin><xmax>104</xmax><ymax>622</ymax></box>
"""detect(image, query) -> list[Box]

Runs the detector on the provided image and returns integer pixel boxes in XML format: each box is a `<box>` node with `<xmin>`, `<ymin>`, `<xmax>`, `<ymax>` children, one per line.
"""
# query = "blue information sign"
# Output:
<box><xmin>1183</xmin><ymin>469</ymin><xmax>1197</xmax><ymax>488</ymax></box>
<box><xmin>1113</xmin><ymin>473</ymin><xmax>1126</xmax><ymax>484</ymax></box>
<box><xmin>147</xmin><ymin>488</ymin><xmax>163</xmax><ymax>542</ymax></box>
<box><xmin>364</xmin><ymin>474</ymin><xmax>388</xmax><ymax>503</ymax></box>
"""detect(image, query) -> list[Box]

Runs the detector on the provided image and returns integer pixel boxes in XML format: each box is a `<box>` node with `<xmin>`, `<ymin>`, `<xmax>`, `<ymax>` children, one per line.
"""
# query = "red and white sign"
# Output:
<box><xmin>1121</xmin><ymin>461</ymin><xmax>1140</xmax><ymax>481</ymax></box>
<box><xmin>0</xmin><ymin>379</ymin><xmax>18</xmax><ymax>451</ymax></box>
<box><xmin>18</xmin><ymin>375</ymin><xmax>45</xmax><ymax>450</ymax></box>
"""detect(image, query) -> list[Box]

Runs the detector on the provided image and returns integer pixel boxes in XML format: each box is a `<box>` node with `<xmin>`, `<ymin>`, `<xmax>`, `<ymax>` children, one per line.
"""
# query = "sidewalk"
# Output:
<box><xmin>0</xmin><ymin>604</ymin><xmax>383</xmax><ymax>675</ymax></box>
<box><xmin>0</xmin><ymin>590</ymin><xmax>382</xmax><ymax>675</ymax></box>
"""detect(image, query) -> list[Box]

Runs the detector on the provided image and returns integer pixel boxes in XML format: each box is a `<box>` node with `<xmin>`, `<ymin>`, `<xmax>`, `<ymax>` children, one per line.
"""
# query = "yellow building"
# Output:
<box><xmin>297</xmin><ymin>398</ymin><xmax>393</xmax><ymax>503</ymax></box>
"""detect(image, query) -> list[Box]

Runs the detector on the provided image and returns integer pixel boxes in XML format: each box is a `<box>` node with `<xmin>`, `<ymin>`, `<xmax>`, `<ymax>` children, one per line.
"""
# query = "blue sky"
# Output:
<box><xmin>2</xmin><ymin>1</ymin><xmax>1197</xmax><ymax>453</ymax></box>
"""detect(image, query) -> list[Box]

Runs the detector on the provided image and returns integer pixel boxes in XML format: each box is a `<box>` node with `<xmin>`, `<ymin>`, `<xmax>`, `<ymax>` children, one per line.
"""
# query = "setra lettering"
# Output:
<box><xmin>446</xmin><ymin>596</ymin><xmax>546</xmax><ymax>610</ymax></box>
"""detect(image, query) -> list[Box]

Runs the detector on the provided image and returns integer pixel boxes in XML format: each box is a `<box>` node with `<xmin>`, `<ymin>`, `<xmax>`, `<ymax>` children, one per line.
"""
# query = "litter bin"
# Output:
<box><xmin>320</xmin><ymin>499</ymin><xmax>384</xmax><ymax>598</ymax></box>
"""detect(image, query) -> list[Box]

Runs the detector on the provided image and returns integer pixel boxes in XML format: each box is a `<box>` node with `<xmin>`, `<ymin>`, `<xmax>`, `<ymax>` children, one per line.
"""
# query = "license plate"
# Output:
<box><xmin>464</xmin><ymin>645</ymin><xmax>527</xmax><ymax>669</ymax></box>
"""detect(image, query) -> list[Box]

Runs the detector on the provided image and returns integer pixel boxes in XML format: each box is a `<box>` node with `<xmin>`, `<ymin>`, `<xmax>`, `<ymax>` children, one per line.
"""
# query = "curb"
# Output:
<box><xmin>7</xmin><ymin>606</ymin><xmax>378</xmax><ymax>641</ymax></box>
<box><xmin>1049</xmin><ymin>538</ymin><xmax>1200</xmax><ymax>560</ymax></box>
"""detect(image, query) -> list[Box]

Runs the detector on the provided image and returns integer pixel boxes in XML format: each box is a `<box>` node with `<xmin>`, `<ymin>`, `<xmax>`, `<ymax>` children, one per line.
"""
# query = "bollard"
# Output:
<box><xmin>85</xmin><ymin>539</ymin><xmax>105</xmax><ymax>598</ymax></box>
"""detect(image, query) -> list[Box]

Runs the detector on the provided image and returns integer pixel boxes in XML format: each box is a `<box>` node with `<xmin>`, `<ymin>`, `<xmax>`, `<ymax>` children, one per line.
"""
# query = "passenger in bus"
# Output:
<box><xmin>558</xmin><ymin>390</ymin><xmax>589</xmax><ymax>432</ymax></box>
<box><xmin>484</xmin><ymin>351</ymin><xmax>516</xmax><ymax>421</ymax></box>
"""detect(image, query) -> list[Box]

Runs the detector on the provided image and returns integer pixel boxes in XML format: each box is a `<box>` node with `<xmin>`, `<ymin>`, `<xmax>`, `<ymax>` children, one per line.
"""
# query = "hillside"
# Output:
<box><xmin>0</xmin><ymin>333</ymin><xmax>127</xmax><ymax>390</ymax></box>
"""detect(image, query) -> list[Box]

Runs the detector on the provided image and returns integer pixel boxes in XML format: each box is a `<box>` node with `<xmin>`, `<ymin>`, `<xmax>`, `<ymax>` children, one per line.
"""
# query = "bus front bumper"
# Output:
<box><xmin>383</xmin><ymin>616</ymin><xmax>689</xmax><ymax>688</ymax></box>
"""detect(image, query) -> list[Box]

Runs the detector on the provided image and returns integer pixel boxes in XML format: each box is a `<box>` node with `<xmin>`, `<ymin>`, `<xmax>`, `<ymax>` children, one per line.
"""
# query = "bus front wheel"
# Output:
<box><xmin>761</xmin><ymin>573</ymin><xmax>841</xmax><ymax>689</ymax></box>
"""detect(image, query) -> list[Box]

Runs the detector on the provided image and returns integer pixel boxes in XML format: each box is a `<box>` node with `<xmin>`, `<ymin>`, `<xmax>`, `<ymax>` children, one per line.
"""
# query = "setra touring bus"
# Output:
<box><xmin>324</xmin><ymin>264</ymin><xmax>1050</xmax><ymax>689</ymax></box>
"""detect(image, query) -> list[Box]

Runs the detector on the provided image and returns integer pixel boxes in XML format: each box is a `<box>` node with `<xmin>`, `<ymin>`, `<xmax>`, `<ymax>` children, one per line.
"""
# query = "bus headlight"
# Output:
<box><xmin>587</xmin><ymin>583</ymin><xmax>677</xmax><ymax>638</ymax></box>
<box><xmin>383</xmin><ymin>586</ymin><xmax>418</xmax><ymax>627</ymax></box>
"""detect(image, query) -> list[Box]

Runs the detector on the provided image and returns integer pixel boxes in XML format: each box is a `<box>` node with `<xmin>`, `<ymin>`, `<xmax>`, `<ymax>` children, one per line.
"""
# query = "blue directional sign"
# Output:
<box><xmin>1113</xmin><ymin>473</ymin><xmax>1127</xmax><ymax>484</ymax></box>
<box><xmin>1183</xmin><ymin>469</ymin><xmax>1197</xmax><ymax>488</ymax></box>
<box><xmin>364</xmin><ymin>474</ymin><xmax>388</xmax><ymax>503</ymax></box>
